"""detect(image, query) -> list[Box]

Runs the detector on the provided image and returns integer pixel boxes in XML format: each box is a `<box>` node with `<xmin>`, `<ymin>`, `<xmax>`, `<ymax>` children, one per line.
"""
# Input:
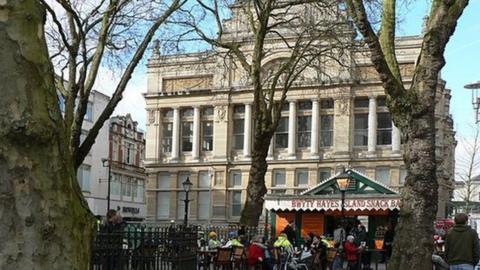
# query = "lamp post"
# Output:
<box><xmin>182</xmin><ymin>177</ymin><xmax>193</xmax><ymax>226</ymax></box>
<box><xmin>101</xmin><ymin>158</ymin><xmax>111</xmax><ymax>214</ymax></box>
<box><xmin>464</xmin><ymin>81</ymin><xmax>480</xmax><ymax>123</ymax></box>
<box><xmin>336</xmin><ymin>168</ymin><xmax>352</xmax><ymax>243</ymax></box>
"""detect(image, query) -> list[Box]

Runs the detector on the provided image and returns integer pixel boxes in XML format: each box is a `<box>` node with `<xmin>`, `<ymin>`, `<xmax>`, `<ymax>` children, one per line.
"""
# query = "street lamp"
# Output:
<box><xmin>182</xmin><ymin>177</ymin><xmax>193</xmax><ymax>226</ymax></box>
<box><xmin>336</xmin><ymin>168</ymin><xmax>352</xmax><ymax>243</ymax></box>
<box><xmin>464</xmin><ymin>81</ymin><xmax>480</xmax><ymax>123</ymax></box>
<box><xmin>101</xmin><ymin>158</ymin><xmax>111</xmax><ymax>215</ymax></box>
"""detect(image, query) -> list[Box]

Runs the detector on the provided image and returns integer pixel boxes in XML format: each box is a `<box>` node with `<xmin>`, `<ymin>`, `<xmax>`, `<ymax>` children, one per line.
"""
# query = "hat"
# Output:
<box><xmin>209</xmin><ymin>231</ymin><xmax>217</xmax><ymax>238</ymax></box>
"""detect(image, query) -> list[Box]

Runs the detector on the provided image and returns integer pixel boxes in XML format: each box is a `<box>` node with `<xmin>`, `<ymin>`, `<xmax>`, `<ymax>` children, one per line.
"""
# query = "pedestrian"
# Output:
<box><xmin>334</xmin><ymin>224</ymin><xmax>346</xmax><ymax>246</ymax></box>
<box><xmin>248</xmin><ymin>235</ymin><xmax>266</xmax><ymax>269</ymax></box>
<box><xmin>282</xmin><ymin>222</ymin><xmax>296</xmax><ymax>247</ymax></box>
<box><xmin>224</xmin><ymin>231</ymin><xmax>243</xmax><ymax>248</ymax></box>
<box><xmin>344</xmin><ymin>235</ymin><xmax>363</xmax><ymax>270</ymax></box>
<box><xmin>383</xmin><ymin>223</ymin><xmax>394</xmax><ymax>262</ymax></box>
<box><xmin>208</xmin><ymin>231</ymin><xmax>222</xmax><ymax>249</ymax></box>
<box><xmin>445</xmin><ymin>213</ymin><xmax>480</xmax><ymax>270</ymax></box>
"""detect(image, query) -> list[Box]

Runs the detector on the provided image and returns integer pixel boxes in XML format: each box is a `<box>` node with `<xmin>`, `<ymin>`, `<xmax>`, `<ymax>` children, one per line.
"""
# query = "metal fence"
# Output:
<box><xmin>91</xmin><ymin>224</ymin><xmax>197</xmax><ymax>270</ymax></box>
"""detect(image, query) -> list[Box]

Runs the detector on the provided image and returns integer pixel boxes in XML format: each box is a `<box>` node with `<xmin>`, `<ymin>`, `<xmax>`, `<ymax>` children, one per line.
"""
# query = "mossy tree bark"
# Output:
<box><xmin>0</xmin><ymin>1</ymin><xmax>95</xmax><ymax>269</ymax></box>
<box><xmin>345</xmin><ymin>0</ymin><xmax>469</xmax><ymax>269</ymax></box>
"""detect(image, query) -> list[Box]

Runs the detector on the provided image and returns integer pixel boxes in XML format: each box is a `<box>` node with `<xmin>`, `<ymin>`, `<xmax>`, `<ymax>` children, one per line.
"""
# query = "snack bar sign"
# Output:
<box><xmin>290</xmin><ymin>198</ymin><xmax>400</xmax><ymax>210</ymax></box>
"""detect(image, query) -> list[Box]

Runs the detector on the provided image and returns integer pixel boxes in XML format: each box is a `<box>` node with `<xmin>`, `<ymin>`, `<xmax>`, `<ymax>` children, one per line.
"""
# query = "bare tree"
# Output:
<box><xmin>0</xmin><ymin>0</ymin><xmax>183</xmax><ymax>268</ymax></box>
<box><xmin>456</xmin><ymin>125</ymin><xmax>480</xmax><ymax>213</ymax></box>
<box><xmin>42</xmin><ymin>0</ymin><xmax>185</xmax><ymax>169</ymax></box>
<box><xmin>344</xmin><ymin>0</ymin><xmax>469</xmax><ymax>269</ymax></box>
<box><xmin>175</xmin><ymin>0</ymin><xmax>351</xmax><ymax>225</ymax></box>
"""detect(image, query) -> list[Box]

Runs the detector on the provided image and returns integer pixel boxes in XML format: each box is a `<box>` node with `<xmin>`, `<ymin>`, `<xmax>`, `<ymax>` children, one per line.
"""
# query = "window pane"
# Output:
<box><xmin>275</xmin><ymin>117</ymin><xmax>288</xmax><ymax>148</ymax></box>
<box><xmin>320</xmin><ymin>98</ymin><xmax>334</xmax><ymax>109</ymax></box>
<box><xmin>234</xmin><ymin>104</ymin><xmax>245</xmax><ymax>114</ymax></box>
<box><xmin>157</xmin><ymin>192</ymin><xmax>170</xmax><ymax>218</ymax></box>
<box><xmin>297</xmin><ymin>116</ymin><xmax>311</xmax><ymax>147</ymax></box>
<box><xmin>354</xmin><ymin>97</ymin><xmax>369</xmax><ymax>108</ymax></box>
<box><xmin>354</xmin><ymin>114</ymin><xmax>368</xmax><ymax>146</ymax></box>
<box><xmin>296</xmin><ymin>169</ymin><xmax>309</xmax><ymax>186</ymax></box>
<box><xmin>111</xmin><ymin>174</ymin><xmax>121</xmax><ymax>195</ymax></box>
<box><xmin>162</xmin><ymin>123</ymin><xmax>173</xmax><ymax>152</ymax></box>
<box><xmin>202</xmin><ymin>121</ymin><xmax>213</xmax><ymax>151</ymax></box>
<box><xmin>375</xmin><ymin>167</ymin><xmax>390</xmax><ymax>185</ymax></box>
<box><xmin>298</xmin><ymin>100</ymin><xmax>312</xmax><ymax>110</ymax></box>
<box><xmin>178</xmin><ymin>172</ymin><xmax>190</xmax><ymax>188</ymax></box>
<box><xmin>198</xmin><ymin>191</ymin><xmax>210</xmax><ymax>219</ymax></box>
<box><xmin>182</xmin><ymin>122</ymin><xmax>193</xmax><ymax>151</ymax></box>
<box><xmin>182</xmin><ymin>108</ymin><xmax>194</xmax><ymax>117</ymax></box>
<box><xmin>202</xmin><ymin>106</ymin><xmax>214</xmax><ymax>116</ymax></box>
<box><xmin>136</xmin><ymin>180</ymin><xmax>144</xmax><ymax>201</ymax></box>
<box><xmin>320</xmin><ymin>115</ymin><xmax>333</xmax><ymax>147</ymax></box>
<box><xmin>199</xmin><ymin>171</ymin><xmax>211</xmax><ymax>188</ymax></box>
<box><xmin>232</xmin><ymin>191</ymin><xmax>242</xmax><ymax>216</ymax></box>
<box><xmin>157</xmin><ymin>172</ymin><xmax>171</xmax><ymax>188</ymax></box>
<box><xmin>233</xmin><ymin>119</ymin><xmax>244</xmax><ymax>150</ymax></box>
<box><xmin>318</xmin><ymin>169</ymin><xmax>331</xmax><ymax>183</ymax></box>
<box><xmin>85</xmin><ymin>102</ymin><xmax>93</xmax><ymax>121</ymax></box>
<box><xmin>273</xmin><ymin>170</ymin><xmax>286</xmax><ymax>186</ymax></box>
<box><xmin>230</xmin><ymin>171</ymin><xmax>242</xmax><ymax>187</ymax></box>
<box><xmin>377</xmin><ymin>113</ymin><xmax>392</xmax><ymax>145</ymax></box>
<box><xmin>377</xmin><ymin>96</ymin><xmax>387</xmax><ymax>107</ymax></box>
<box><xmin>162</xmin><ymin>109</ymin><xmax>173</xmax><ymax>118</ymax></box>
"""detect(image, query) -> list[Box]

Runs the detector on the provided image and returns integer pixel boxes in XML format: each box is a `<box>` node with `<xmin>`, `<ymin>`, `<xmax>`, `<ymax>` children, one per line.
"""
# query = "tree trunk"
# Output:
<box><xmin>388</xmin><ymin>94</ymin><xmax>437</xmax><ymax>269</ymax></box>
<box><xmin>240</xmin><ymin>130</ymin><xmax>272</xmax><ymax>226</ymax></box>
<box><xmin>0</xmin><ymin>1</ymin><xmax>95</xmax><ymax>269</ymax></box>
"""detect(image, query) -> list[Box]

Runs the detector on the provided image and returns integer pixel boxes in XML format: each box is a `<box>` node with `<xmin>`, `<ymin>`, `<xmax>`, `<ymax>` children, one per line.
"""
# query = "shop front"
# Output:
<box><xmin>265</xmin><ymin>169</ymin><xmax>401</xmax><ymax>246</ymax></box>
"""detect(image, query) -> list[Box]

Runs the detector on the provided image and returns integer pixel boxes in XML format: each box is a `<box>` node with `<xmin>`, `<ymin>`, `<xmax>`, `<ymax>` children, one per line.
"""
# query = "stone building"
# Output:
<box><xmin>108</xmin><ymin>114</ymin><xmax>147</xmax><ymax>221</ymax></box>
<box><xmin>143</xmin><ymin>5</ymin><xmax>455</xmax><ymax>224</ymax></box>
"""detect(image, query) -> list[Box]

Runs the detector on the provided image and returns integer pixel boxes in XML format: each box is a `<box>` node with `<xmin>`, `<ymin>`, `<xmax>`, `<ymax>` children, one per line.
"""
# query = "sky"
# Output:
<box><xmin>94</xmin><ymin>1</ymin><xmax>480</xmax><ymax>176</ymax></box>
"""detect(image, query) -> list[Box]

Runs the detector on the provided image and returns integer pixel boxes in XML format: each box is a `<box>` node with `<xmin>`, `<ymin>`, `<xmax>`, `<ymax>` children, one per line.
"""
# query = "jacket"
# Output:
<box><xmin>344</xmin><ymin>241</ymin><xmax>359</xmax><ymax>262</ymax></box>
<box><xmin>445</xmin><ymin>224</ymin><xmax>480</xmax><ymax>266</ymax></box>
<box><xmin>248</xmin><ymin>243</ymin><xmax>265</xmax><ymax>266</ymax></box>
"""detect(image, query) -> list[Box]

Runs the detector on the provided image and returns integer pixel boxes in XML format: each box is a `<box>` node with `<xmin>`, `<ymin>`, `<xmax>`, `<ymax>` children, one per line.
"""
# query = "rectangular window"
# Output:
<box><xmin>354</xmin><ymin>114</ymin><xmax>368</xmax><ymax>146</ymax></box>
<box><xmin>202</xmin><ymin>106</ymin><xmax>214</xmax><ymax>116</ymax></box>
<box><xmin>199</xmin><ymin>171</ymin><xmax>211</xmax><ymax>188</ymax></box>
<box><xmin>178</xmin><ymin>172</ymin><xmax>191</xmax><ymax>188</ymax></box>
<box><xmin>162</xmin><ymin>108</ymin><xmax>173</xmax><ymax>118</ymax></box>
<box><xmin>399</xmin><ymin>167</ymin><xmax>407</xmax><ymax>185</ymax></box>
<box><xmin>162</xmin><ymin>123</ymin><xmax>173</xmax><ymax>153</ymax></box>
<box><xmin>233</xmin><ymin>119</ymin><xmax>244</xmax><ymax>150</ymax></box>
<box><xmin>298</xmin><ymin>100</ymin><xmax>312</xmax><ymax>110</ymax></box>
<box><xmin>202</xmin><ymin>121</ymin><xmax>214</xmax><ymax>151</ymax></box>
<box><xmin>297</xmin><ymin>116</ymin><xmax>311</xmax><ymax>147</ymax></box>
<box><xmin>85</xmin><ymin>102</ymin><xmax>93</xmax><ymax>121</ymax></box>
<box><xmin>275</xmin><ymin>117</ymin><xmax>288</xmax><ymax>148</ymax></box>
<box><xmin>157</xmin><ymin>192</ymin><xmax>170</xmax><ymax>219</ymax></box>
<box><xmin>136</xmin><ymin>179</ymin><xmax>144</xmax><ymax>202</ymax></box>
<box><xmin>157</xmin><ymin>172</ymin><xmax>171</xmax><ymax>189</ymax></box>
<box><xmin>354</xmin><ymin>97</ymin><xmax>369</xmax><ymax>108</ymax></box>
<box><xmin>181</xmin><ymin>121</ymin><xmax>193</xmax><ymax>152</ymax></box>
<box><xmin>124</xmin><ymin>142</ymin><xmax>135</xmax><ymax>165</ymax></box>
<box><xmin>273</xmin><ymin>169</ymin><xmax>286</xmax><ymax>187</ymax></box>
<box><xmin>230</xmin><ymin>171</ymin><xmax>242</xmax><ymax>187</ymax></box>
<box><xmin>375</xmin><ymin>167</ymin><xmax>390</xmax><ymax>185</ymax></box>
<box><xmin>182</xmin><ymin>108</ymin><xmax>194</xmax><ymax>117</ymax></box>
<box><xmin>234</xmin><ymin>104</ymin><xmax>245</xmax><ymax>114</ymax></box>
<box><xmin>318</xmin><ymin>168</ymin><xmax>331</xmax><ymax>183</ymax></box>
<box><xmin>111</xmin><ymin>173</ymin><xmax>121</xmax><ymax>195</ymax></box>
<box><xmin>296</xmin><ymin>169</ymin><xmax>309</xmax><ymax>186</ymax></box>
<box><xmin>320</xmin><ymin>115</ymin><xmax>333</xmax><ymax>147</ymax></box>
<box><xmin>377</xmin><ymin>112</ymin><xmax>392</xmax><ymax>145</ymax></box>
<box><xmin>377</xmin><ymin>96</ymin><xmax>387</xmax><ymax>107</ymax></box>
<box><xmin>272</xmin><ymin>189</ymin><xmax>286</xmax><ymax>195</ymax></box>
<box><xmin>198</xmin><ymin>191</ymin><xmax>210</xmax><ymax>220</ymax></box>
<box><xmin>122</xmin><ymin>176</ymin><xmax>132</xmax><ymax>198</ymax></box>
<box><xmin>77</xmin><ymin>165</ymin><xmax>91</xmax><ymax>192</ymax></box>
<box><xmin>231</xmin><ymin>191</ymin><xmax>242</xmax><ymax>216</ymax></box>
<box><xmin>320</xmin><ymin>98</ymin><xmax>334</xmax><ymax>109</ymax></box>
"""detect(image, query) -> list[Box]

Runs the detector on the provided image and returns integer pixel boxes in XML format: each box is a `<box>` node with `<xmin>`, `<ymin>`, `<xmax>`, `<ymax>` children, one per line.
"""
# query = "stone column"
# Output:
<box><xmin>367</xmin><ymin>96</ymin><xmax>377</xmax><ymax>154</ymax></box>
<box><xmin>392</xmin><ymin>122</ymin><xmax>401</xmax><ymax>154</ymax></box>
<box><xmin>310</xmin><ymin>98</ymin><xmax>319</xmax><ymax>157</ymax></box>
<box><xmin>243</xmin><ymin>103</ymin><xmax>252</xmax><ymax>158</ymax></box>
<box><xmin>288</xmin><ymin>100</ymin><xmax>296</xmax><ymax>158</ymax></box>
<box><xmin>145</xmin><ymin>109</ymin><xmax>160</xmax><ymax>161</ymax></box>
<box><xmin>333</xmin><ymin>93</ymin><xmax>352</xmax><ymax>158</ymax></box>
<box><xmin>171</xmin><ymin>107</ymin><xmax>180</xmax><ymax>161</ymax></box>
<box><xmin>192</xmin><ymin>106</ymin><xmax>200</xmax><ymax>160</ymax></box>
